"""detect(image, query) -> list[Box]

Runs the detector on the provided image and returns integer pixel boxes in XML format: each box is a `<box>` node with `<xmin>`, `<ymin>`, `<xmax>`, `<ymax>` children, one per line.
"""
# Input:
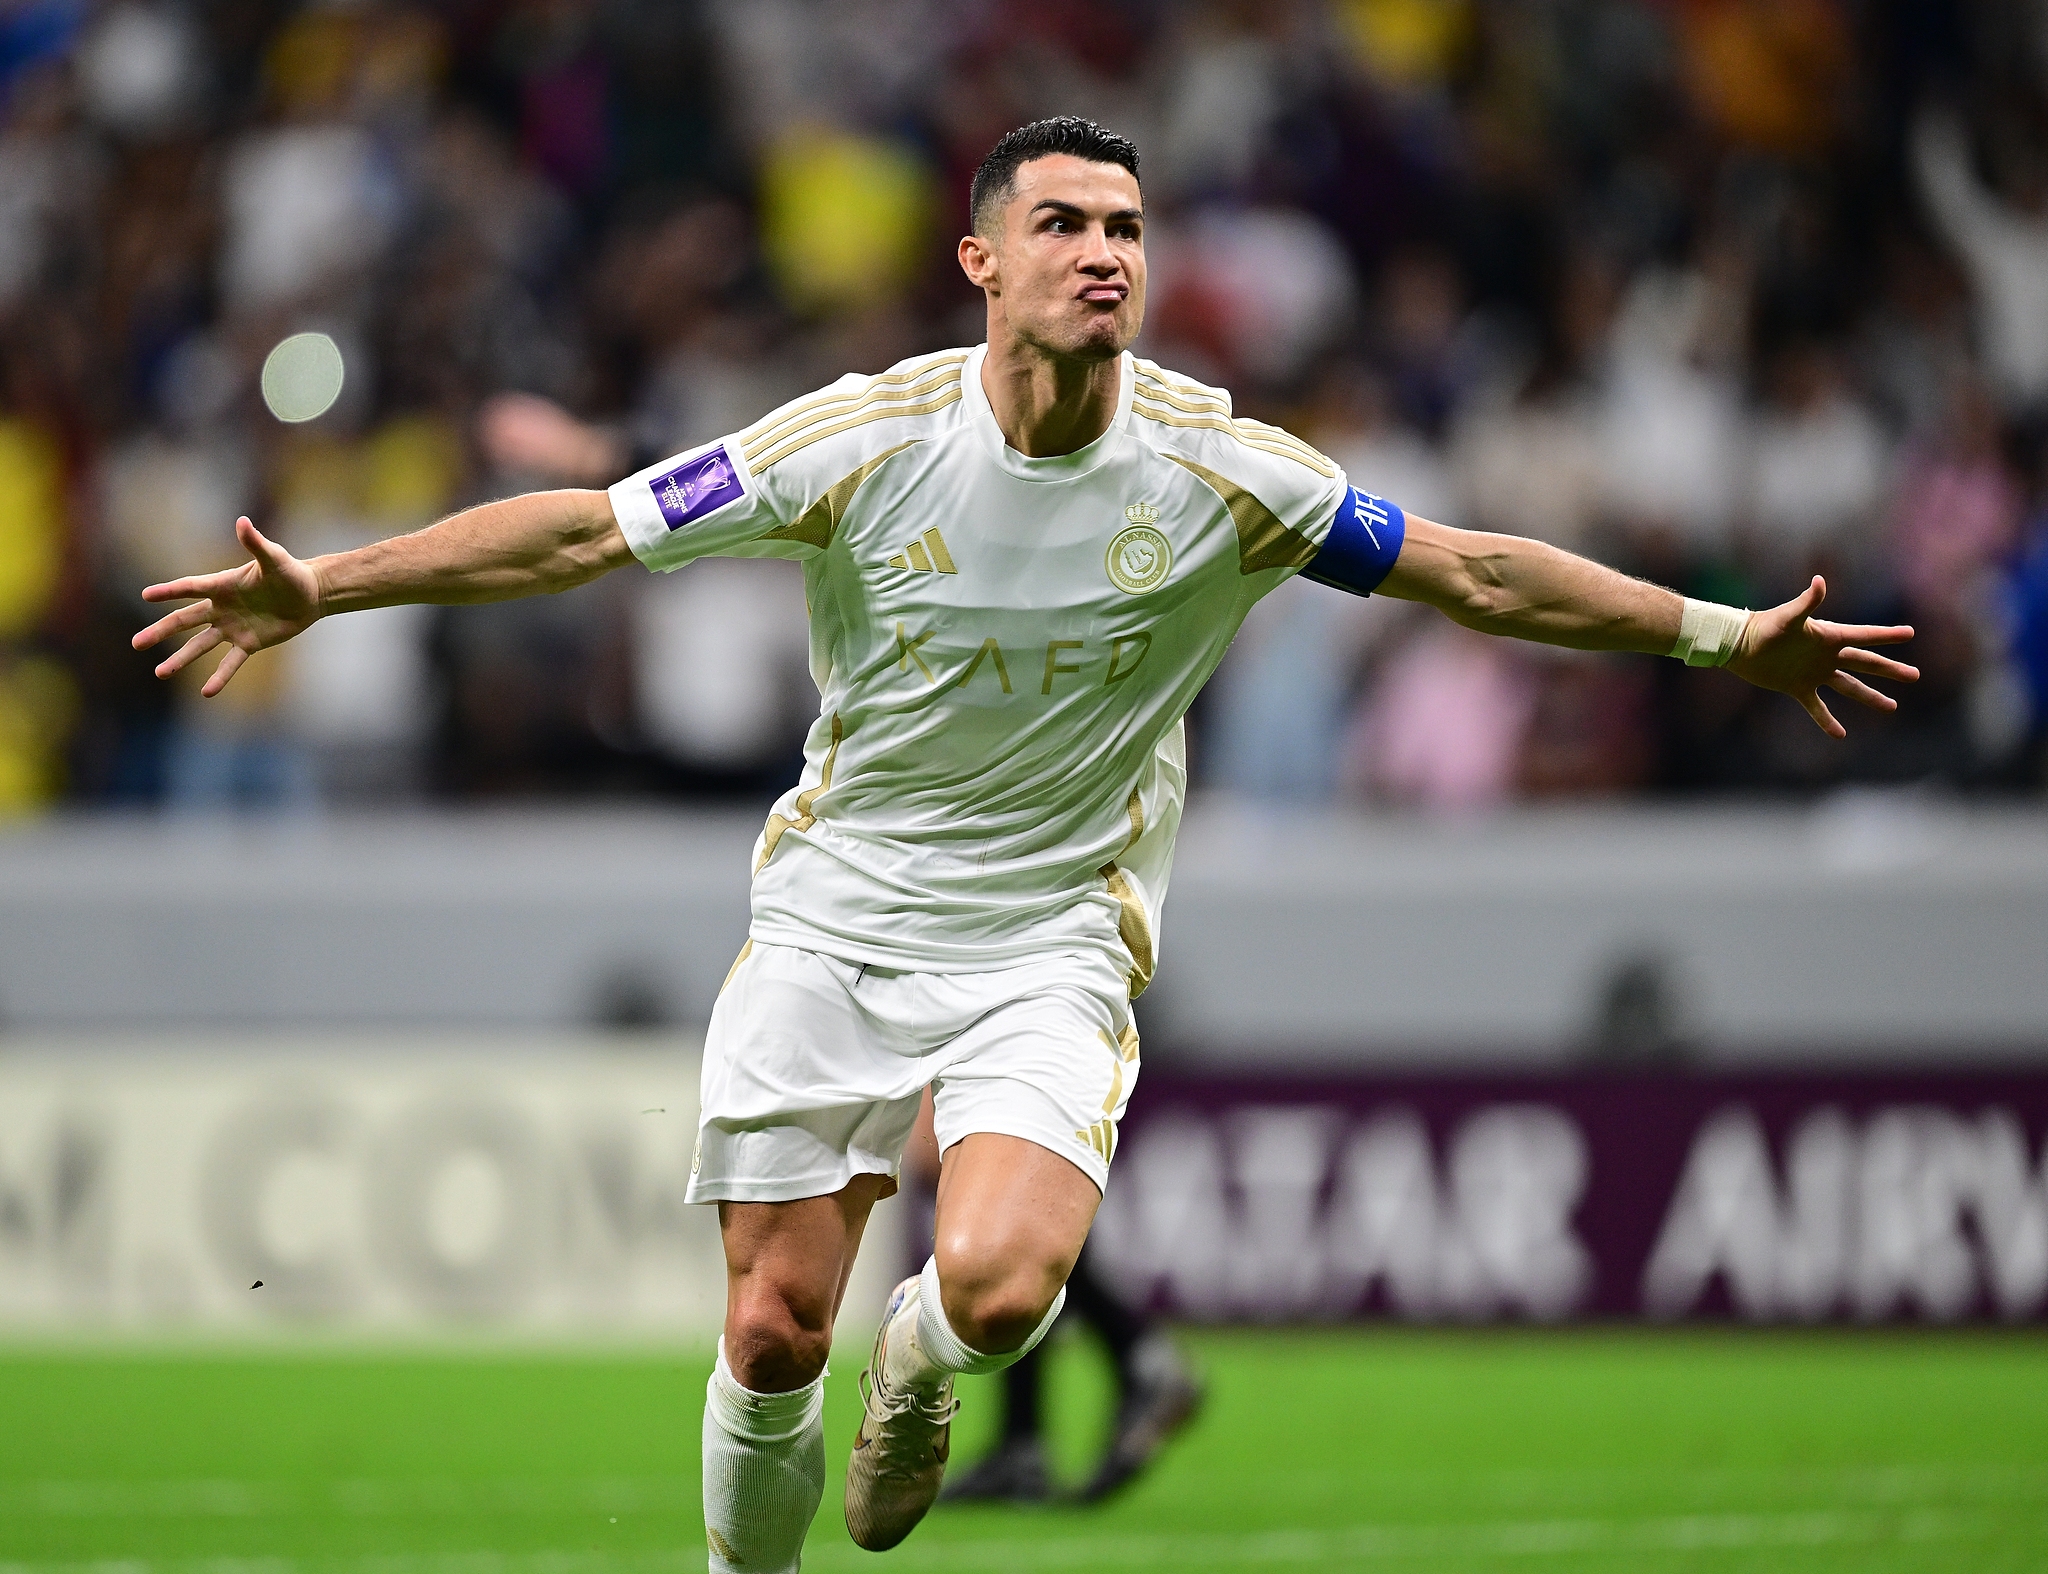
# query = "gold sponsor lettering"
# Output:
<box><xmin>954</xmin><ymin>637</ymin><xmax>1013</xmax><ymax>693</ymax></box>
<box><xmin>896</xmin><ymin>621</ymin><xmax>936</xmax><ymax>682</ymax></box>
<box><xmin>1041</xmin><ymin>639</ymin><xmax>1084</xmax><ymax>694</ymax></box>
<box><xmin>1105</xmin><ymin>631</ymin><xmax>1152</xmax><ymax>684</ymax></box>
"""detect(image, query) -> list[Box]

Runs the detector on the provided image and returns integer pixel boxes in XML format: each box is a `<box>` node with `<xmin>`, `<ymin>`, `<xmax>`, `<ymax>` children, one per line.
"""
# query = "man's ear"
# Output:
<box><xmin>958</xmin><ymin>232</ymin><xmax>998</xmax><ymax>292</ymax></box>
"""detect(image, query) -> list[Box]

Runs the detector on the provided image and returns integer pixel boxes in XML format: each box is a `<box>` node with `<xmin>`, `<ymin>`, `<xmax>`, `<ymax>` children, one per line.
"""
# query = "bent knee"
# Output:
<box><xmin>934</xmin><ymin>1244</ymin><xmax>1067</xmax><ymax>1355</ymax></box>
<box><xmin>725</xmin><ymin>1284</ymin><xmax>833</xmax><ymax>1392</ymax></box>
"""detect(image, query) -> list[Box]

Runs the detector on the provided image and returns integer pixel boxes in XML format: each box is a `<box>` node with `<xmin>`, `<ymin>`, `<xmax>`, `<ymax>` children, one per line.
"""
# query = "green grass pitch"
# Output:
<box><xmin>3</xmin><ymin>1330</ymin><xmax>2045</xmax><ymax>1572</ymax></box>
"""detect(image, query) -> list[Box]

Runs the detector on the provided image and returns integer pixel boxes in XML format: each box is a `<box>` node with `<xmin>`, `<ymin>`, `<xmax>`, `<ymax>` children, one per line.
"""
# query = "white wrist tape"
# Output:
<box><xmin>1671</xmin><ymin>598</ymin><xmax>1750</xmax><ymax>668</ymax></box>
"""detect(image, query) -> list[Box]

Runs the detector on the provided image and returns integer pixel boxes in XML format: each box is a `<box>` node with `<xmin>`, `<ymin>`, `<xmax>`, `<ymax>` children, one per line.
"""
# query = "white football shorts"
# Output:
<box><xmin>685</xmin><ymin>941</ymin><xmax>1141</xmax><ymax>1205</ymax></box>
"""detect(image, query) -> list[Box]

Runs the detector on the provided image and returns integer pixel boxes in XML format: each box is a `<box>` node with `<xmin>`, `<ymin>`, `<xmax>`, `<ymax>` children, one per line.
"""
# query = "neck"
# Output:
<box><xmin>980</xmin><ymin>327</ymin><xmax>1122</xmax><ymax>458</ymax></box>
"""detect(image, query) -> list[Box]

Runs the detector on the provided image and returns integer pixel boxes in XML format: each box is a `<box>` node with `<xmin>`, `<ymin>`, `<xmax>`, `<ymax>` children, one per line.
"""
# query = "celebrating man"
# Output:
<box><xmin>135</xmin><ymin>118</ymin><xmax>1916</xmax><ymax>1569</ymax></box>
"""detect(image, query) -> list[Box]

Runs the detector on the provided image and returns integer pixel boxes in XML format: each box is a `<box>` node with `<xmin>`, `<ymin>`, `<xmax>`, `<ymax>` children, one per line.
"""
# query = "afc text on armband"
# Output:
<box><xmin>895</xmin><ymin>624</ymin><xmax>1154</xmax><ymax>695</ymax></box>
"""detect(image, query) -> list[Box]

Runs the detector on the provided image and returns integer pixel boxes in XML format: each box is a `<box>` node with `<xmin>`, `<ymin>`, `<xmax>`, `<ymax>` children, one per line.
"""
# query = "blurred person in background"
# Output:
<box><xmin>134</xmin><ymin>110</ymin><xmax>1918</xmax><ymax>1572</ymax></box>
<box><xmin>0</xmin><ymin>0</ymin><xmax>2028</xmax><ymax>815</ymax></box>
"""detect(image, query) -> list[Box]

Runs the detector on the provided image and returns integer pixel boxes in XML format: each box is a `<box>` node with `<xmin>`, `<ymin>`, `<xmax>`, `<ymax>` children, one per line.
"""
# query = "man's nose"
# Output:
<box><xmin>1077</xmin><ymin>228</ymin><xmax>1120</xmax><ymax>275</ymax></box>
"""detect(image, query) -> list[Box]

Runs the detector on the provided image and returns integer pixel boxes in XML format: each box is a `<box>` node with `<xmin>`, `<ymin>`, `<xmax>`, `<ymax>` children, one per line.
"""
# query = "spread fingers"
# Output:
<box><xmin>1799</xmin><ymin>687</ymin><xmax>1846</xmax><ymax>739</ymax></box>
<box><xmin>155</xmin><ymin>626</ymin><xmax>223</xmax><ymax>678</ymax></box>
<box><xmin>200</xmin><ymin>645</ymin><xmax>249</xmax><ymax>698</ymax></box>
<box><xmin>1828</xmin><ymin>670</ymin><xmax>1897</xmax><ymax>712</ymax></box>
<box><xmin>133</xmin><ymin>601</ymin><xmax>214</xmax><ymax>651</ymax></box>
<box><xmin>1837</xmin><ymin>646</ymin><xmax>1919</xmax><ymax>683</ymax></box>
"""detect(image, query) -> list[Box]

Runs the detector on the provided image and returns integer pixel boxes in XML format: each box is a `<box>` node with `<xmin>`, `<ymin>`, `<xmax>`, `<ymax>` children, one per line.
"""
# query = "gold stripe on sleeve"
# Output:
<box><xmin>719</xmin><ymin>939</ymin><xmax>754</xmax><ymax>993</ymax></box>
<box><xmin>1164</xmin><ymin>453</ymin><xmax>1322</xmax><ymax>574</ymax></box>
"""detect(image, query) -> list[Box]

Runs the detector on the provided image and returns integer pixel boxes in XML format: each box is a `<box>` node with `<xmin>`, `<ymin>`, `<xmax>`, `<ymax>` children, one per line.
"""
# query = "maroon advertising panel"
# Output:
<box><xmin>1088</xmin><ymin>1070</ymin><xmax>2048</xmax><ymax>1324</ymax></box>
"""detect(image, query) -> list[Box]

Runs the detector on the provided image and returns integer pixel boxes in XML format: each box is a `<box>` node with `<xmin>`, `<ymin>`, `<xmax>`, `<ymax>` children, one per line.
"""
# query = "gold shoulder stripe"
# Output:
<box><xmin>741</xmin><ymin>351</ymin><xmax>969</xmax><ymax>450</ymax></box>
<box><xmin>744</xmin><ymin>363</ymin><xmax>963</xmax><ymax>465</ymax></box>
<box><xmin>1132</xmin><ymin>398</ymin><xmax>1339</xmax><ymax>478</ymax></box>
<box><xmin>1165</xmin><ymin>452</ymin><xmax>1321</xmax><ymax>574</ymax></box>
<box><xmin>1235</xmin><ymin>414</ymin><xmax>1337</xmax><ymax>471</ymax></box>
<box><xmin>751</xmin><ymin>384</ymin><xmax>962</xmax><ymax>472</ymax></box>
<box><xmin>742</xmin><ymin>354</ymin><xmax>968</xmax><ymax>463</ymax></box>
<box><xmin>1146</xmin><ymin>388</ymin><xmax>1335</xmax><ymax>470</ymax></box>
<box><xmin>1132</xmin><ymin>399</ymin><xmax>1312</xmax><ymax>464</ymax></box>
<box><xmin>1132</xmin><ymin>380</ymin><xmax>1334</xmax><ymax>473</ymax></box>
<box><xmin>759</xmin><ymin>439</ymin><xmax>919</xmax><ymax>550</ymax></box>
<box><xmin>1134</xmin><ymin>374</ymin><xmax>1231</xmax><ymax>416</ymax></box>
<box><xmin>756</xmin><ymin>712</ymin><xmax>844</xmax><ymax>872</ymax></box>
<box><xmin>1136</xmin><ymin>359</ymin><xmax>1228</xmax><ymax>399</ymax></box>
<box><xmin>744</xmin><ymin>365</ymin><xmax>962</xmax><ymax>466</ymax></box>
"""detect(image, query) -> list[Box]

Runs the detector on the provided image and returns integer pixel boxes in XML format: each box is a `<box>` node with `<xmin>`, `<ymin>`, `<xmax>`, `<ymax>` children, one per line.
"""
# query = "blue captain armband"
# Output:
<box><xmin>1301</xmin><ymin>487</ymin><xmax>1406</xmax><ymax>597</ymax></box>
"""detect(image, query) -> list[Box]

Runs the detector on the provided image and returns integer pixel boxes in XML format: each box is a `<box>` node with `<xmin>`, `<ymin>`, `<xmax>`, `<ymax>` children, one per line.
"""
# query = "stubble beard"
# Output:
<box><xmin>1015</xmin><ymin>301</ymin><xmax>1139</xmax><ymax>366</ymax></box>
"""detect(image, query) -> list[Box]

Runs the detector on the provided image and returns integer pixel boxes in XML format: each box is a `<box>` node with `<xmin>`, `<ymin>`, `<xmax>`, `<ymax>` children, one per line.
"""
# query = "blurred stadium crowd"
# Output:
<box><xmin>4</xmin><ymin>0</ymin><xmax>2048</xmax><ymax>815</ymax></box>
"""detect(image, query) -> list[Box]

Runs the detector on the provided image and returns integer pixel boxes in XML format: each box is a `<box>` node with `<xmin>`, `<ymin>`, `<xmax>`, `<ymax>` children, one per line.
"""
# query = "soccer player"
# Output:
<box><xmin>133</xmin><ymin>118</ymin><xmax>1917</xmax><ymax>1569</ymax></box>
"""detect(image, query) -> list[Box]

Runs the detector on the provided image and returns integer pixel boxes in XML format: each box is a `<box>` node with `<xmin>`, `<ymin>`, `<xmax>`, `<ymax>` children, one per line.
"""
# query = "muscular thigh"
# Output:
<box><xmin>933</xmin><ymin>1131</ymin><xmax>1102</xmax><ymax>1285</ymax></box>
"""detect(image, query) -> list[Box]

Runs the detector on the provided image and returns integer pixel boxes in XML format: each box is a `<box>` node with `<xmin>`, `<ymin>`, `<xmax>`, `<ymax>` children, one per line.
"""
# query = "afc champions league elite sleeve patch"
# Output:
<box><xmin>649</xmin><ymin>444</ymin><xmax>746</xmax><ymax>530</ymax></box>
<box><xmin>1301</xmin><ymin>486</ymin><xmax>1407</xmax><ymax>598</ymax></box>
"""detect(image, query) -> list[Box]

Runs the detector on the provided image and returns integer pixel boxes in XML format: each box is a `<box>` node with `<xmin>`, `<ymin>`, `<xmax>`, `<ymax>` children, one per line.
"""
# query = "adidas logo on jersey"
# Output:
<box><xmin>886</xmin><ymin>528</ymin><xmax>958</xmax><ymax>574</ymax></box>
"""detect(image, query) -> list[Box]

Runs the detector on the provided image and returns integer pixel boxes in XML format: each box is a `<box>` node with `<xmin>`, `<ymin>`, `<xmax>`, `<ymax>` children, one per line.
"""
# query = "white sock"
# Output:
<box><xmin>885</xmin><ymin>1254</ymin><xmax>1066</xmax><ymax>1390</ymax></box>
<box><xmin>702</xmin><ymin>1342</ymin><xmax>825</xmax><ymax>1574</ymax></box>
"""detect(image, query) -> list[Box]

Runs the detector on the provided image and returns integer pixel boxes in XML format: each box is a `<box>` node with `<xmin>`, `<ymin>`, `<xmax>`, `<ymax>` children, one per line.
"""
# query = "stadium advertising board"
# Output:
<box><xmin>1091</xmin><ymin>1071</ymin><xmax>2048</xmax><ymax>1324</ymax></box>
<box><xmin>0</xmin><ymin>1044</ymin><xmax>902</xmax><ymax>1338</ymax></box>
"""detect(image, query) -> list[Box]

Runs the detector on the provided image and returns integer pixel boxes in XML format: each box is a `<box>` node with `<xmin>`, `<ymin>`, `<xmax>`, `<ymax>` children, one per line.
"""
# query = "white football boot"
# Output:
<box><xmin>843</xmin><ymin>1275</ymin><xmax>960</xmax><ymax>1550</ymax></box>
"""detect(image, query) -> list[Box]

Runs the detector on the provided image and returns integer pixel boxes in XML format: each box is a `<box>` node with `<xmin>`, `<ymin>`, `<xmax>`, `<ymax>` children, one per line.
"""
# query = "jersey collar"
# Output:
<box><xmin>962</xmin><ymin>342</ymin><xmax>1135</xmax><ymax>483</ymax></box>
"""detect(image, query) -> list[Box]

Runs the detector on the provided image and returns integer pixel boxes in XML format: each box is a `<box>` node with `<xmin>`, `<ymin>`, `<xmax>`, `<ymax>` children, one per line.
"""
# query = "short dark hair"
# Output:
<box><xmin>969</xmin><ymin>116</ymin><xmax>1142</xmax><ymax>236</ymax></box>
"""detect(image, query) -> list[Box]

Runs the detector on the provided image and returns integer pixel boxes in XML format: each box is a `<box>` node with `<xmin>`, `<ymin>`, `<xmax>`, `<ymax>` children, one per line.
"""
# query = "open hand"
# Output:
<box><xmin>1725</xmin><ymin>576</ymin><xmax>1917</xmax><ymax>738</ymax></box>
<box><xmin>131</xmin><ymin>517</ymin><xmax>321</xmax><ymax>697</ymax></box>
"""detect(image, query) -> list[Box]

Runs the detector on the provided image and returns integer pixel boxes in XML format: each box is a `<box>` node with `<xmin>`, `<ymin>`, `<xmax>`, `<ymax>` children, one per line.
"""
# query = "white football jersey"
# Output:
<box><xmin>608</xmin><ymin>344</ymin><xmax>1349</xmax><ymax>991</ymax></box>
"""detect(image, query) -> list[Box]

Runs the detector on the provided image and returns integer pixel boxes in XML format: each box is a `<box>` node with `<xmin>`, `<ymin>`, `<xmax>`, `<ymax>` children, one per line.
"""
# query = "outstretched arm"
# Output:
<box><xmin>132</xmin><ymin>489</ymin><xmax>632</xmax><ymax>697</ymax></box>
<box><xmin>1375</xmin><ymin>515</ymin><xmax>1917</xmax><ymax>737</ymax></box>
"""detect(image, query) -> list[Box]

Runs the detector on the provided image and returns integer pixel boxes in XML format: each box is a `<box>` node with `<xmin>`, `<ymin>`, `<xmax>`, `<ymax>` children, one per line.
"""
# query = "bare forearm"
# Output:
<box><xmin>1378</xmin><ymin>517</ymin><xmax>1680</xmax><ymax>654</ymax></box>
<box><xmin>310</xmin><ymin>489</ymin><xmax>631</xmax><ymax>615</ymax></box>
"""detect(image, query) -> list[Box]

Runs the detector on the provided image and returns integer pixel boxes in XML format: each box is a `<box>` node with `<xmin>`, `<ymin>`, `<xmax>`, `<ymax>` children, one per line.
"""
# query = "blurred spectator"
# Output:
<box><xmin>1678</xmin><ymin>0</ymin><xmax>1852</xmax><ymax>159</ymax></box>
<box><xmin>1340</xmin><ymin>623</ymin><xmax>1535</xmax><ymax>810</ymax></box>
<box><xmin>1915</xmin><ymin>111</ymin><xmax>2048</xmax><ymax>416</ymax></box>
<box><xmin>0</xmin><ymin>0</ymin><xmax>2040</xmax><ymax>815</ymax></box>
<box><xmin>1597</xmin><ymin>262</ymin><xmax>1747</xmax><ymax>567</ymax></box>
<box><xmin>1742</xmin><ymin>341</ymin><xmax>1888</xmax><ymax>577</ymax></box>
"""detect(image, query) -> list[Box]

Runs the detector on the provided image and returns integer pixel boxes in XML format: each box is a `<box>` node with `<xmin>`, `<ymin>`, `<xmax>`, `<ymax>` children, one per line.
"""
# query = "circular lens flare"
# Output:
<box><xmin>260</xmin><ymin>332</ymin><xmax>345</xmax><ymax>423</ymax></box>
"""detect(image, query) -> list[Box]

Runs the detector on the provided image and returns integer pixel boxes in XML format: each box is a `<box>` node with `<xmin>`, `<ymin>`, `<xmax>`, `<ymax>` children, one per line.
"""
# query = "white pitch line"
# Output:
<box><xmin>0</xmin><ymin>1508</ymin><xmax>2026</xmax><ymax>1574</ymax></box>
